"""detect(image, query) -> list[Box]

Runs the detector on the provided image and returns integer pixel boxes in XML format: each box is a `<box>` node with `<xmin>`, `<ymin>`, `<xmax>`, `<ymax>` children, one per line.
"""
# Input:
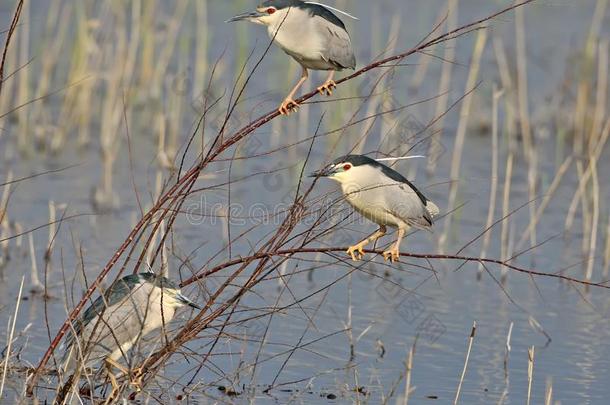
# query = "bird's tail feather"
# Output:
<box><xmin>426</xmin><ymin>201</ymin><xmax>440</xmax><ymax>219</ymax></box>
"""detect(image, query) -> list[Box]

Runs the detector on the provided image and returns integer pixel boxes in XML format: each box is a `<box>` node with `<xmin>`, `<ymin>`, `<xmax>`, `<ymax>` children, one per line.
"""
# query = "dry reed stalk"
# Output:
<box><xmin>0</xmin><ymin>6</ymin><xmax>21</xmax><ymax>151</ymax></box>
<box><xmin>515</xmin><ymin>156</ymin><xmax>573</xmax><ymax>252</ymax></box>
<box><xmin>403</xmin><ymin>340</ymin><xmax>416</xmax><ymax>405</ymax></box>
<box><xmin>46</xmin><ymin>201</ymin><xmax>56</xmax><ymax>261</ymax></box>
<box><xmin>427</xmin><ymin>0</ymin><xmax>458</xmax><ymax>174</ymax></box>
<box><xmin>0</xmin><ymin>276</ymin><xmax>24</xmax><ymax>397</ymax></box>
<box><xmin>0</xmin><ymin>0</ymin><xmax>24</xmax><ymax>98</ymax></box>
<box><xmin>440</xmin><ymin>28</ymin><xmax>487</xmax><ymax>252</ymax></box>
<box><xmin>514</xmin><ymin>2</ymin><xmax>533</xmax><ymax>156</ymax></box>
<box><xmin>157</xmin><ymin>112</ymin><xmax>172</xmax><ymax>169</ymax></box>
<box><xmin>16</xmin><ymin>0</ymin><xmax>30</xmax><ymax>154</ymax></box>
<box><xmin>12</xmin><ymin>221</ymin><xmax>23</xmax><ymax>251</ymax></box>
<box><xmin>354</xmin><ymin>14</ymin><xmax>401</xmax><ymax>155</ymax></box>
<box><xmin>515</xmin><ymin>2</ymin><xmax>539</xmax><ymax>253</ymax></box>
<box><xmin>346</xmin><ymin>273</ymin><xmax>354</xmax><ymax>361</ymax></box>
<box><xmin>297</xmin><ymin>83</ymin><xmax>311</xmax><ymax>148</ymax></box>
<box><xmin>565</xmin><ymin>119</ymin><xmax>610</xmax><ymax>233</ymax></box>
<box><xmin>0</xmin><ymin>182</ymin><xmax>9</xmax><ymax>263</ymax></box>
<box><xmin>28</xmin><ymin>233</ymin><xmax>44</xmax><ymax>293</ymax></box>
<box><xmin>194</xmin><ymin>0</ymin><xmax>209</xmax><ymax>96</ymax></box>
<box><xmin>409</xmin><ymin>6</ymin><xmax>448</xmax><ymax>91</ymax></box>
<box><xmin>603</xmin><ymin>211</ymin><xmax>610</xmax><ymax>278</ymax></box>
<box><xmin>584</xmin><ymin>160</ymin><xmax>599</xmax><ymax>283</ymax></box>
<box><xmin>492</xmin><ymin>34</ymin><xmax>518</xmax><ymax>272</ymax></box>
<box><xmin>503</xmin><ymin>322</ymin><xmax>513</xmax><ymax>378</ymax></box>
<box><xmin>580</xmin><ymin>50</ymin><xmax>607</xmax><ymax>260</ymax></box>
<box><xmin>0</xmin><ymin>171</ymin><xmax>12</xmax><ymax>233</ymax></box>
<box><xmin>0</xmin><ymin>226</ymin><xmax>6</xmax><ymax>265</ymax></box>
<box><xmin>544</xmin><ymin>377</ymin><xmax>553</xmax><ymax>405</ymax></box>
<box><xmin>166</xmin><ymin>62</ymin><xmax>186</xmax><ymax>168</ymax></box>
<box><xmin>589</xmin><ymin>40</ymin><xmax>608</xmax><ymax>148</ymax></box>
<box><xmin>526</xmin><ymin>346</ymin><xmax>535</xmax><ymax>405</ymax></box>
<box><xmin>566</xmin><ymin>0</ymin><xmax>608</xmax><ymax>240</ymax></box>
<box><xmin>526</xmin><ymin>153</ymin><xmax>538</xmax><ymax>252</ymax></box>
<box><xmin>377</xmin><ymin>14</ymin><xmax>402</xmax><ymax>152</ymax></box>
<box><xmin>94</xmin><ymin>2</ymin><xmax>141</xmax><ymax>211</ymax></box>
<box><xmin>159</xmin><ymin>222</ymin><xmax>169</xmax><ymax>277</ymax></box>
<box><xmin>50</xmin><ymin>1</ymin><xmax>94</xmax><ymax>151</ymax></box>
<box><xmin>582</xmin><ymin>39</ymin><xmax>608</xmax><ymax>282</ymax></box>
<box><xmin>454</xmin><ymin>321</ymin><xmax>476</xmax><ymax>405</ymax></box>
<box><xmin>0</xmin><ymin>38</ymin><xmax>17</xmax><ymax>137</ymax></box>
<box><xmin>31</xmin><ymin>0</ymin><xmax>69</xmax><ymax>149</ymax></box>
<box><xmin>150</xmin><ymin>1</ymin><xmax>188</xmax><ymax>99</ymax></box>
<box><xmin>477</xmin><ymin>85</ymin><xmax>503</xmax><ymax>279</ymax></box>
<box><xmin>139</xmin><ymin>0</ymin><xmax>156</xmax><ymax>87</ymax></box>
<box><xmin>492</xmin><ymin>36</ymin><xmax>518</xmax><ymax>154</ymax></box>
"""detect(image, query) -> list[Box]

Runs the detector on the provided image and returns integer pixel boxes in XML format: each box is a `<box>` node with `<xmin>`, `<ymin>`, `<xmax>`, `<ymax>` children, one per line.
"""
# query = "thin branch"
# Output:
<box><xmin>0</xmin><ymin>0</ymin><xmax>24</xmax><ymax>97</ymax></box>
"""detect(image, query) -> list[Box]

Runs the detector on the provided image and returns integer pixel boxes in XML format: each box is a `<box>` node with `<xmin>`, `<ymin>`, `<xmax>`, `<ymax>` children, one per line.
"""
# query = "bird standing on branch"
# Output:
<box><xmin>311</xmin><ymin>155</ymin><xmax>439</xmax><ymax>262</ymax></box>
<box><xmin>228</xmin><ymin>0</ymin><xmax>356</xmax><ymax>115</ymax></box>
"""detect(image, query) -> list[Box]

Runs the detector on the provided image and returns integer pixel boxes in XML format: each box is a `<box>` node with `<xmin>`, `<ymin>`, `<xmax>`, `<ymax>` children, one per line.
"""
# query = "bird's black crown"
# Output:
<box><xmin>259</xmin><ymin>0</ymin><xmax>347</xmax><ymax>30</ymax></box>
<box><xmin>260</xmin><ymin>0</ymin><xmax>305</xmax><ymax>9</ymax></box>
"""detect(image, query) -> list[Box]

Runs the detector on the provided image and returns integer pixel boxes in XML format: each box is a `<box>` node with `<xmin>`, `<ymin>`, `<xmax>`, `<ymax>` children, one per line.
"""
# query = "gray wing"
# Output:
<box><xmin>70</xmin><ymin>296</ymin><xmax>146</xmax><ymax>369</ymax></box>
<box><xmin>314</xmin><ymin>16</ymin><xmax>356</xmax><ymax>69</ymax></box>
<box><xmin>385</xmin><ymin>183</ymin><xmax>434</xmax><ymax>230</ymax></box>
<box><xmin>64</xmin><ymin>275</ymin><xmax>138</xmax><ymax>350</ymax></box>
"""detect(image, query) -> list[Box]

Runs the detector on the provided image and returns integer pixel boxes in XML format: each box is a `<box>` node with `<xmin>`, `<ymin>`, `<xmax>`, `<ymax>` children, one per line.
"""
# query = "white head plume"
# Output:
<box><xmin>375</xmin><ymin>155</ymin><xmax>426</xmax><ymax>162</ymax></box>
<box><xmin>304</xmin><ymin>2</ymin><xmax>359</xmax><ymax>20</ymax></box>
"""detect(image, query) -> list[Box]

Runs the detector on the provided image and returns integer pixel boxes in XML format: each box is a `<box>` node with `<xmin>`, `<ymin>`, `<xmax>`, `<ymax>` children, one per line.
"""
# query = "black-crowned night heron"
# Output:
<box><xmin>311</xmin><ymin>154</ymin><xmax>439</xmax><ymax>262</ymax></box>
<box><xmin>228</xmin><ymin>0</ymin><xmax>356</xmax><ymax>115</ymax></box>
<box><xmin>62</xmin><ymin>272</ymin><xmax>200</xmax><ymax>399</ymax></box>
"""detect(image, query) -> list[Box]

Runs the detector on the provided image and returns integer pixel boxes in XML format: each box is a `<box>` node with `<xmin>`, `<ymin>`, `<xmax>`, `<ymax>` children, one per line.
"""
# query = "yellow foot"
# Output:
<box><xmin>104</xmin><ymin>359</ymin><xmax>121</xmax><ymax>404</ymax></box>
<box><xmin>317</xmin><ymin>80</ymin><xmax>336</xmax><ymax>96</ymax></box>
<box><xmin>104</xmin><ymin>378</ymin><xmax>120</xmax><ymax>405</ymax></box>
<box><xmin>382</xmin><ymin>247</ymin><xmax>400</xmax><ymax>263</ymax></box>
<box><xmin>346</xmin><ymin>243</ymin><xmax>366</xmax><ymax>261</ymax></box>
<box><xmin>130</xmin><ymin>367</ymin><xmax>144</xmax><ymax>393</ymax></box>
<box><xmin>279</xmin><ymin>98</ymin><xmax>299</xmax><ymax>115</ymax></box>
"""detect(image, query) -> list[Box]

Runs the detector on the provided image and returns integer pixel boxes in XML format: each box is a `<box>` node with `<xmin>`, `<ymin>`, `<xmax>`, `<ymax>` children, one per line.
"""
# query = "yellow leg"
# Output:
<box><xmin>347</xmin><ymin>226</ymin><xmax>386</xmax><ymax>261</ymax></box>
<box><xmin>316</xmin><ymin>70</ymin><xmax>336</xmax><ymax>96</ymax></box>
<box><xmin>279</xmin><ymin>66</ymin><xmax>309</xmax><ymax>115</ymax></box>
<box><xmin>105</xmin><ymin>357</ymin><xmax>144</xmax><ymax>393</ymax></box>
<box><xmin>130</xmin><ymin>366</ymin><xmax>144</xmax><ymax>393</ymax></box>
<box><xmin>104</xmin><ymin>359</ymin><xmax>121</xmax><ymax>404</ymax></box>
<box><xmin>383</xmin><ymin>228</ymin><xmax>406</xmax><ymax>263</ymax></box>
<box><xmin>105</xmin><ymin>357</ymin><xmax>129</xmax><ymax>374</ymax></box>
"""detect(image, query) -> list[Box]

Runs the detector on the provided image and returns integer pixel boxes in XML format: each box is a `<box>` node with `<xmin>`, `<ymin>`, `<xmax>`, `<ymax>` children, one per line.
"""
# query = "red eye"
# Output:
<box><xmin>343</xmin><ymin>164</ymin><xmax>351</xmax><ymax>171</ymax></box>
<box><xmin>266</xmin><ymin>8</ymin><xmax>276</xmax><ymax>14</ymax></box>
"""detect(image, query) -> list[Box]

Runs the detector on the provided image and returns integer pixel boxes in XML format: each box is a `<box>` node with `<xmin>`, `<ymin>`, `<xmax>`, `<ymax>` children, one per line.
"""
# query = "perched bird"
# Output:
<box><xmin>228</xmin><ymin>0</ymin><xmax>356</xmax><ymax>115</ymax></box>
<box><xmin>311</xmin><ymin>154</ymin><xmax>439</xmax><ymax>262</ymax></box>
<box><xmin>62</xmin><ymin>272</ymin><xmax>200</xmax><ymax>398</ymax></box>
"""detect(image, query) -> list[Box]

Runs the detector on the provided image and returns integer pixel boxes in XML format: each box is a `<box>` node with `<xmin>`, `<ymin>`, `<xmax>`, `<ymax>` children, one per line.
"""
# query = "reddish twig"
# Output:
<box><xmin>180</xmin><ymin>247</ymin><xmax>609</xmax><ymax>290</ymax></box>
<box><xmin>0</xmin><ymin>0</ymin><xmax>24</xmax><ymax>97</ymax></box>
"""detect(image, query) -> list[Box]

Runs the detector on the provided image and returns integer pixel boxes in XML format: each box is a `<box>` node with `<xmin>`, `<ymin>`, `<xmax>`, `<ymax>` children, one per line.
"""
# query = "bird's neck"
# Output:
<box><xmin>266</xmin><ymin>7</ymin><xmax>309</xmax><ymax>45</ymax></box>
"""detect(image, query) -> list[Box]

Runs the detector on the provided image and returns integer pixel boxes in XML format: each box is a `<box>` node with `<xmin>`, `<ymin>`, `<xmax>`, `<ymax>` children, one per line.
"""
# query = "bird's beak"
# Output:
<box><xmin>177</xmin><ymin>293</ymin><xmax>201</xmax><ymax>310</ymax></box>
<box><xmin>226</xmin><ymin>11</ymin><xmax>265</xmax><ymax>23</ymax></box>
<box><xmin>309</xmin><ymin>166</ymin><xmax>335</xmax><ymax>178</ymax></box>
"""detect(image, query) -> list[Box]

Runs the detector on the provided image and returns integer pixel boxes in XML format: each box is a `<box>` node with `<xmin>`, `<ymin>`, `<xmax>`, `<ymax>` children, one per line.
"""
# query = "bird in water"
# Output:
<box><xmin>228</xmin><ymin>0</ymin><xmax>356</xmax><ymax>115</ymax></box>
<box><xmin>311</xmin><ymin>154</ymin><xmax>439</xmax><ymax>262</ymax></box>
<box><xmin>61</xmin><ymin>272</ymin><xmax>200</xmax><ymax>401</ymax></box>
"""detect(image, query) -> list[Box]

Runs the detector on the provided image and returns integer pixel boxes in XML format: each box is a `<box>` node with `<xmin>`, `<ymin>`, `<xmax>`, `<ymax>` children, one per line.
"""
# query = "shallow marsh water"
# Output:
<box><xmin>1</xmin><ymin>0</ymin><xmax>610</xmax><ymax>403</ymax></box>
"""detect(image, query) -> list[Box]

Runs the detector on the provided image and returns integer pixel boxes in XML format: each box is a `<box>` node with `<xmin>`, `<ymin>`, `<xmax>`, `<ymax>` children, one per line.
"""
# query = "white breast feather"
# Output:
<box><xmin>340</xmin><ymin>165</ymin><xmax>434</xmax><ymax>229</ymax></box>
<box><xmin>267</xmin><ymin>7</ymin><xmax>325</xmax><ymax>61</ymax></box>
